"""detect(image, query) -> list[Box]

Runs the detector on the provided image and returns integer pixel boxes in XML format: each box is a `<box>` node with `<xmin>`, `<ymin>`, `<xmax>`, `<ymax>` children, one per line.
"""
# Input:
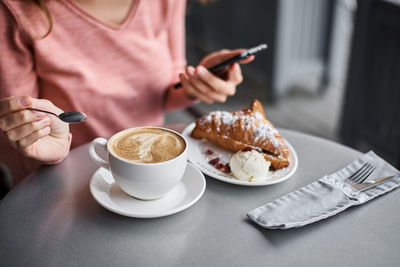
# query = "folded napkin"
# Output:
<box><xmin>247</xmin><ymin>151</ymin><xmax>400</xmax><ymax>229</ymax></box>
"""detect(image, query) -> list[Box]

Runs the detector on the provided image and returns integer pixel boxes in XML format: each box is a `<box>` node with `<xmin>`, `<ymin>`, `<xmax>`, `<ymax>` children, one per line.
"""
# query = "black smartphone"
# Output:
<box><xmin>173</xmin><ymin>43</ymin><xmax>267</xmax><ymax>89</ymax></box>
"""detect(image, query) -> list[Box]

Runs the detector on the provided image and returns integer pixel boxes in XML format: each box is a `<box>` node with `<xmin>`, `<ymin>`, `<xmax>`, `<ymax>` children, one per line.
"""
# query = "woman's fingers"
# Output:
<box><xmin>0</xmin><ymin>109</ymin><xmax>46</xmax><ymax>131</ymax></box>
<box><xmin>180</xmin><ymin>66</ymin><xmax>234</xmax><ymax>104</ymax></box>
<box><xmin>18</xmin><ymin>126</ymin><xmax>51</xmax><ymax>148</ymax></box>
<box><xmin>239</xmin><ymin>55</ymin><xmax>255</xmax><ymax>64</ymax></box>
<box><xmin>0</xmin><ymin>96</ymin><xmax>51</xmax><ymax>149</ymax></box>
<box><xmin>195</xmin><ymin>65</ymin><xmax>237</xmax><ymax>96</ymax></box>
<box><xmin>5</xmin><ymin>116</ymin><xmax>50</xmax><ymax>143</ymax></box>
<box><xmin>0</xmin><ymin>96</ymin><xmax>32</xmax><ymax>117</ymax></box>
<box><xmin>179</xmin><ymin>73</ymin><xmax>214</xmax><ymax>104</ymax></box>
<box><xmin>200</xmin><ymin>49</ymin><xmax>255</xmax><ymax>68</ymax></box>
<box><xmin>227</xmin><ymin>63</ymin><xmax>244</xmax><ymax>85</ymax></box>
<box><xmin>180</xmin><ymin>47</ymin><xmax>255</xmax><ymax>104</ymax></box>
<box><xmin>182</xmin><ymin>66</ymin><xmax>230</xmax><ymax>103</ymax></box>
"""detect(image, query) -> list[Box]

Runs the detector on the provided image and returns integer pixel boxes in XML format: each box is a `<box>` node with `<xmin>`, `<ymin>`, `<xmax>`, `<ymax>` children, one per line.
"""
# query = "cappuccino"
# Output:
<box><xmin>109</xmin><ymin>128</ymin><xmax>186</xmax><ymax>163</ymax></box>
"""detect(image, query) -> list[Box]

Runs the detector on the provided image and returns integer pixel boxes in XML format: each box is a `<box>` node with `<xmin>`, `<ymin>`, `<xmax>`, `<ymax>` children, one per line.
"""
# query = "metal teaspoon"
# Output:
<box><xmin>28</xmin><ymin>108</ymin><xmax>87</xmax><ymax>123</ymax></box>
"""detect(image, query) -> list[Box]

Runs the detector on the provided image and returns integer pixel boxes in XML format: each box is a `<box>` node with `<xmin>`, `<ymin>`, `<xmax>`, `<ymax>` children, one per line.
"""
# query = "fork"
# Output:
<box><xmin>345</xmin><ymin>163</ymin><xmax>376</xmax><ymax>184</ymax></box>
<box><xmin>344</xmin><ymin>162</ymin><xmax>396</xmax><ymax>191</ymax></box>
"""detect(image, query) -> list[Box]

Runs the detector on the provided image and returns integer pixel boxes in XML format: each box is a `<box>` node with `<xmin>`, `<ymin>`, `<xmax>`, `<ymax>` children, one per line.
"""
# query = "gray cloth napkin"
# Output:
<box><xmin>247</xmin><ymin>151</ymin><xmax>400</xmax><ymax>229</ymax></box>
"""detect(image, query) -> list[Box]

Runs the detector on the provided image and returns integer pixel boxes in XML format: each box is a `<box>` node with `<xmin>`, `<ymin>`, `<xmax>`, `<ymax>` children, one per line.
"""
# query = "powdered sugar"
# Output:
<box><xmin>253</xmin><ymin>122</ymin><xmax>279</xmax><ymax>149</ymax></box>
<box><xmin>200</xmin><ymin>110</ymin><xmax>283</xmax><ymax>152</ymax></box>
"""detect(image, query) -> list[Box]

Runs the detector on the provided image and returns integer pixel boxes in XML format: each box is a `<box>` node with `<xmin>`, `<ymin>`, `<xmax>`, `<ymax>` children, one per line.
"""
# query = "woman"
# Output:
<box><xmin>0</xmin><ymin>0</ymin><xmax>253</xmax><ymax>187</ymax></box>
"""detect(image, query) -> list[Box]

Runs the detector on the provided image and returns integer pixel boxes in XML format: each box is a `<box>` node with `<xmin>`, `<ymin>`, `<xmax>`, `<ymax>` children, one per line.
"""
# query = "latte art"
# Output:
<box><xmin>110</xmin><ymin>128</ymin><xmax>186</xmax><ymax>163</ymax></box>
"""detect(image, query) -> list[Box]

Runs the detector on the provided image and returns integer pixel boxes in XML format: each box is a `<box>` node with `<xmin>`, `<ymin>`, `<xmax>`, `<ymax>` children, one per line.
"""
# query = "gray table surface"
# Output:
<box><xmin>1</xmin><ymin>126</ymin><xmax>400</xmax><ymax>267</ymax></box>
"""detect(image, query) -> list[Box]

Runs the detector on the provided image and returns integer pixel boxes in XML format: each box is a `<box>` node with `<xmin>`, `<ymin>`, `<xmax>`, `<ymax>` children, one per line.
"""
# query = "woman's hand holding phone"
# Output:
<box><xmin>179</xmin><ymin>49</ymin><xmax>255</xmax><ymax>104</ymax></box>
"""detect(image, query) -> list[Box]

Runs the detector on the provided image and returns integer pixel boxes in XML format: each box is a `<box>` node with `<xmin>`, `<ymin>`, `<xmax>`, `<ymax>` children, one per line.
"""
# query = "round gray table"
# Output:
<box><xmin>1</xmin><ymin>126</ymin><xmax>399</xmax><ymax>267</ymax></box>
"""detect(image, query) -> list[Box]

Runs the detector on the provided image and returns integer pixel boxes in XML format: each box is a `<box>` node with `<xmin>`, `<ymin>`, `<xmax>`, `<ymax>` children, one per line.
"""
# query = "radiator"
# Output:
<box><xmin>273</xmin><ymin>0</ymin><xmax>333</xmax><ymax>98</ymax></box>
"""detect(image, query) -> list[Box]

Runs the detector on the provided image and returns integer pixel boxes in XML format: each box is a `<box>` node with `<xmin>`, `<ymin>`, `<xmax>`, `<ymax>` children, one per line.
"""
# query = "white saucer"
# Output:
<box><xmin>90</xmin><ymin>163</ymin><xmax>206</xmax><ymax>218</ymax></box>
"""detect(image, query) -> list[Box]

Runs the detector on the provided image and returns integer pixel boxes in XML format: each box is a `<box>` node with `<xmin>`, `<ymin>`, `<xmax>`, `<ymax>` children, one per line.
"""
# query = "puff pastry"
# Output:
<box><xmin>190</xmin><ymin>99</ymin><xmax>290</xmax><ymax>169</ymax></box>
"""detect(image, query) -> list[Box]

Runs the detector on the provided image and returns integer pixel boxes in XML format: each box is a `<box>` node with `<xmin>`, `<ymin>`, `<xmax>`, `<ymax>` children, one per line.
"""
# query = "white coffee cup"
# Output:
<box><xmin>89</xmin><ymin>127</ymin><xmax>188</xmax><ymax>200</ymax></box>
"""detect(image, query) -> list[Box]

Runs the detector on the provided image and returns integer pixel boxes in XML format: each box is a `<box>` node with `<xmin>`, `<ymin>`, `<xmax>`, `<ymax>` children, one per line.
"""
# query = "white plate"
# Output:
<box><xmin>90</xmin><ymin>163</ymin><xmax>206</xmax><ymax>218</ymax></box>
<box><xmin>182</xmin><ymin>123</ymin><xmax>298</xmax><ymax>186</ymax></box>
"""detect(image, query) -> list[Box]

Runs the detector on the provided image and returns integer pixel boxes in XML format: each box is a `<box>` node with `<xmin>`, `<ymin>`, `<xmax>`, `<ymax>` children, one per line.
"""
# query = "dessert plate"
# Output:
<box><xmin>182</xmin><ymin>123</ymin><xmax>298</xmax><ymax>186</ymax></box>
<box><xmin>90</xmin><ymin>163</ymin><xmax>206</xmax><ymax>218</ymax></box>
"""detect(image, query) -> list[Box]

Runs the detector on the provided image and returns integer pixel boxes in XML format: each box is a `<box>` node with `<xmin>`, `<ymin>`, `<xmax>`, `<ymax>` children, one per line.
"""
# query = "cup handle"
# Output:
<box><xmin>89</xmin><ymin>137</ymin><xmax>109</xmax><ymax>170</ymax></box>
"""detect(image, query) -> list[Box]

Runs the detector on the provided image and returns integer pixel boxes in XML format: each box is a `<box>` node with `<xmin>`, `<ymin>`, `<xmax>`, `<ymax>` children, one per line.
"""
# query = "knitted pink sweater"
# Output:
<box><xmin>0</xmin><ymin>0</ymin><xmax>193</xmax><ymax>183</ymax></box>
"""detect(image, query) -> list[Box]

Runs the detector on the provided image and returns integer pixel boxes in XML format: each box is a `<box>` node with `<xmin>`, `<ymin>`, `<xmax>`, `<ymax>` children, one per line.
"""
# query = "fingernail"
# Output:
<box><xmin>196</xmin><ymin>66</ymin><xmax>207</xmax><ymax>76</ymax></box>
<box><xmin>20</xmin><ymin>97</ymin><xmax>31</xmax><ymax>107</ymax></box>
<box><xmin>40</xmin><ymin>117</ymin><xmax>50</xmax><ymax>124</ymax></box>
<box><xmin>187</xmin><ymin>66</ymin><xmax>195</xmax><ymax>76</ymax></box>
<box><xmin>44</xmin><ymin>126</ymin><xmax>51</xmax><ymax>133</ymax></box>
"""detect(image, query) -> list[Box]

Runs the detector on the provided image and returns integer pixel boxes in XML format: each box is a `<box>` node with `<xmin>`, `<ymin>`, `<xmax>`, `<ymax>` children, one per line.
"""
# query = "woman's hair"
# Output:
<box><xmin>31</xmin><ymin>0</ymin><xmax>53</xmax><ymax>38</ymax></box>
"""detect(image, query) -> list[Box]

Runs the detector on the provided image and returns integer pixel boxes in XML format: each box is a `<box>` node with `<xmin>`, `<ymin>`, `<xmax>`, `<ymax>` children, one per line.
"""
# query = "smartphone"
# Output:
<box><xmin>173</xmin><ymin>43</ymin><xmax>267</xmax><ymax>89</ymax></box>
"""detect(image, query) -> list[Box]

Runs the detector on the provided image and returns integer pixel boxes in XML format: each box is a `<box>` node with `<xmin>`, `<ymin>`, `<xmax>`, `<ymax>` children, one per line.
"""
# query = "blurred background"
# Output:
<box><xmin>165</xmin><ymin>0</ymin><xmax>400</xmax><ymax>168</ymax></box>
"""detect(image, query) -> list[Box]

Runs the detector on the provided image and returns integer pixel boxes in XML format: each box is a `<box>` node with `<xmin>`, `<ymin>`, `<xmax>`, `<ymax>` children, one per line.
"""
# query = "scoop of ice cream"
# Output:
<box><xmin>229</xmin><ymin>149</ymin><xmax>272</xmax><ymax>182</ymax></box>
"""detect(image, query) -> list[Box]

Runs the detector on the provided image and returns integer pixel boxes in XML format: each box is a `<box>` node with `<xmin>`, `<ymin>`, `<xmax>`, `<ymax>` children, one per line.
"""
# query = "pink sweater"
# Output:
<box><xmin>0</xmin><ymin>0</ymin><xmax>193</xmax><ymax>184</ymax></box>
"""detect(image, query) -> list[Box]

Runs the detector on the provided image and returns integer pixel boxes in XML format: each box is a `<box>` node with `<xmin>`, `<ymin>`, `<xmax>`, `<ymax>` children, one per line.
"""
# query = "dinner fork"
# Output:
<box><xmin>344</xmin><ymin>162</ymin><xmax>396</xmax><ymax>191</ymax></box>
<box><xmin>345</xmin><ymin>163</ymin><xmax>375</xmax><ymax>184</ymax></box>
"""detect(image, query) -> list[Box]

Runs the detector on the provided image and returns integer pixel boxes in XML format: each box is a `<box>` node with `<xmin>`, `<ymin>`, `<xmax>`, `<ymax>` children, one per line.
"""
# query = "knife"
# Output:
<box><xmin>353</xmin><ymin>175</ymin><xmax>397</xmax><ymax>191</ymax></box>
